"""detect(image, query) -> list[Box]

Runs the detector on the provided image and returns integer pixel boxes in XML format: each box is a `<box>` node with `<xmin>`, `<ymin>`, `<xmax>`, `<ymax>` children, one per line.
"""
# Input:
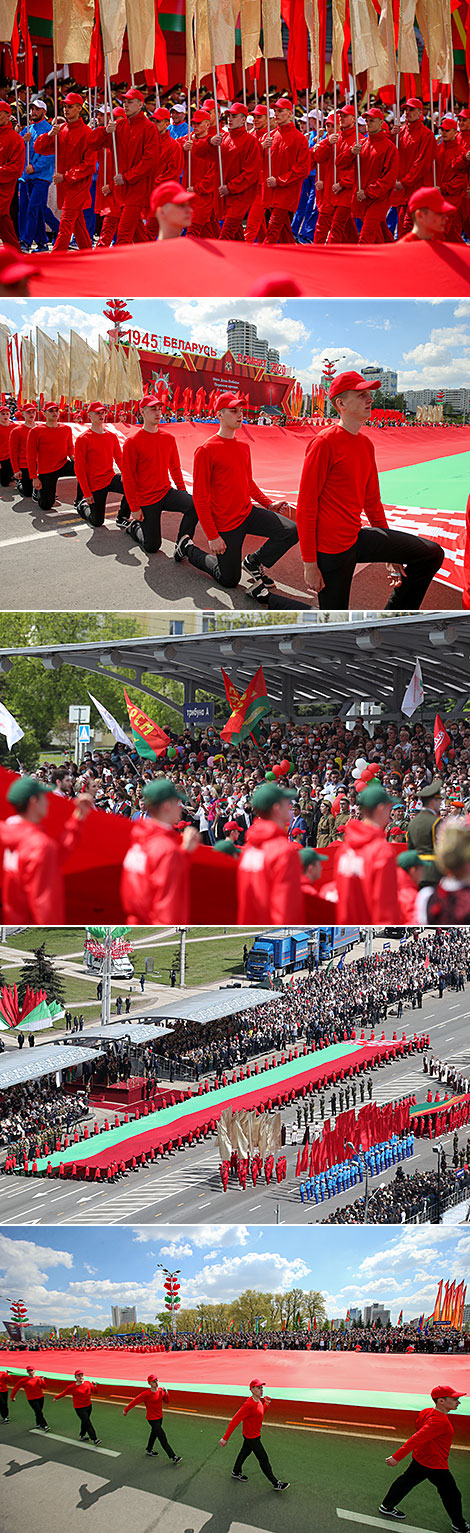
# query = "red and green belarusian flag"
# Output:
<box><xmin>0</xmin><ymin>983</ymin><xmax>64</xmax><ymax>1033</ymax></box>
<box><xmin>220</xmin><ymin>665</ymin><xmax>270</xmax><ymax>746</ymax></box>
<box><xmin>123</xmin><ymin>688</ymin><xmax>170</xmax><ymax>761</ymax></box>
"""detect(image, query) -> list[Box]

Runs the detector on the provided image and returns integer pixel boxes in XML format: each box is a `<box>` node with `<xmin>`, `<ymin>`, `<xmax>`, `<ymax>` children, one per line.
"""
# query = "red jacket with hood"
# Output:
<box><xmin>0</xmin><ymin>813</ymin><xmax>83</xmax><ymax>923</ymax></box>
<box><xmin>120</xmin><ymin>820</ymin><xmax>190</xmax><ymax>924</ymax></box>
<box><xmin>335</xmin><ymin>818</ymin><xmax>402</xmax><ymax>924</ymax></box>
<box><xmin>237</xmin><ymin>820</ymin><xmax>304</xmax><ymax>923</ymax></box>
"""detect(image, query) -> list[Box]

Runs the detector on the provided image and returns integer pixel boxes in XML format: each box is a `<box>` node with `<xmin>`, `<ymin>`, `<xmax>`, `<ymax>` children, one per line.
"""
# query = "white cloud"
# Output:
<box><xmin>297</xmin><ymin>345</ymin><xmax>378</xmax><ymax>394</ymax></box>
<box><xmin>16</xmin><ymin>305</ymin><xmax>110</xmax><ymax>351</ymax></box>
<box><xmin>159</xmin><ymin>1243</ymin><xmax>193</xmax><ymax>1258</ymax></box>
<box><xmin>134</xmin><ymin>1225</ymin><xmax>250</xmax><ymax>1251</ymax></box>
<box><xmin>167</xmin><ymin>298</ymin><xmax>309</xmax><ymax>358</ymax></box>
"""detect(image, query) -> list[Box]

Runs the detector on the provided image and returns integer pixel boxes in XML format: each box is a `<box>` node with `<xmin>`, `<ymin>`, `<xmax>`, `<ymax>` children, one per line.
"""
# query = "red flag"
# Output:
<box><xmin>434</xmin><ymin>714</ymin><xmax>450</xmax><ymax>769</ymax></box>
<box><xmin>11</xmin><ymin>0</ymin><xmax>34</xmax><ymax>85</ymax></box>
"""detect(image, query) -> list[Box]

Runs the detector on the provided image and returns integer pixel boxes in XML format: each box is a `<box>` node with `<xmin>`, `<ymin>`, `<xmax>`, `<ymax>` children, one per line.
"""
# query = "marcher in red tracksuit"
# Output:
<box><xmin>312</xmin><ymin>113</ymin><xmax>336</xmax><ymax>243</ymax></box>
<box><xmin>182</xmin><ymin>109</ymin><xmax>218</xmax><ymax>237</ymax></box>
<box><xmin>26</xmin><ymin>401</ymin><xmax>74</xmax><ymax>510</ymax></box>
<box><xmin>435</xmin><ymin>117</ymin><xmax>468</xmax><ymax>241</ymax></box>
<box><xmin>0</xmin><ymin>102</ymin><xmax>25</xmax><ymax>251</ymax></box>
<box><xmin>335</xmin><ymin>782</ymin><xmax>403</xmax><ymax>925</ymax></box>
<box><xmin>327</xmin><ymin>107</ymin><xmax>358</xmax><ymax>243</ymax></box>
<box><xmin>94</xmin><ymin>104</ymin><xmax>126</xmax><ymax>247</ymax></box>
<box><xmin>10</xmin><ymin>1369</ymin><xmax>49</xmax><ymax>1429</ymax></box>
<box><xmin>55</xmin><ymin>1372</ymin><xmax>100</xmax><ymax>1443</ymax></box>
<box><xmin>0</xmin><ymin>774</ymin><xmax>92</xmax><ymax>924</ymax></box>
<box><xmin>123</xmin><ymin>1375</ymin><xmax>182</xmax><ymax>1460</ymax></box>
<box><xmin>396</xmin><ymin>849</ymin><xmax>423</xmax><ymax>923</ymax></box>
<box><xmin>457</xmin><ymin>107</ymin><xmax>470</xmax><ymax>238</ymax></box>
<box><xmin>263</xmin><ymin>98</ymin><xmax>311</xmax><ymax>243</ymax></box>
<box><xmin>237</xmin><ymin>781</ymin><xmax>304</xmax><ymax>924</ymax></box>
<box><xmin>8</xmin><ymin>402</ymin><xmax>36</xmax><ymax>496</ymax></box>
<box><xmin>121</xmin><ymin>778</ymin><xmax>197</xmax><ymax>924</ymax></box>
<box><xmin>0</xmin><ymin>403</ymin><xmax>13</xmax><ymax>485</ymax></box>
<box><xmin>35</xmin><ymin>92</ymin><xmax>95</xmax><ymax>251</ymax></box>
<box><xmin>219</xmin><ymin>1379</ymin><xmax>288</xmax><ymax>1490</ymax></box>
<box><xmin>379</xmin><ymin>1383</ymin><xmax>467</xmax><ymax>1529</ymax></box>
<box><xmin>144</xmin><ymin>108</ymin><xmax>184</xmax><ymax>239</ymax></box>
<box><xmin>351</xmin><ymin>109</ymin><xmax>398</xmax><ymax>243</ymax></box>
<box><xmin>396</xmin><ymin>98</ymin><xmax>436</xmax><ymax>236</ymax></box>
<box><xmin>244</xmin><ymin>105</ymin><xmax>270</xmax><ymax>243</ymax></box>
<box><xmin>211</xmin><ymin>104</ymin><xmax>261</xmax><ymax>240</ymax></box>
<box><xmin>93</xmin><ymin>88</ymin><xmax>159</xmax><ymax>245</ymax></box>
<box><xmin>0</xmin><ymin>1369</ymin><xmax>13</xmax><ymax>1422</ymax></box>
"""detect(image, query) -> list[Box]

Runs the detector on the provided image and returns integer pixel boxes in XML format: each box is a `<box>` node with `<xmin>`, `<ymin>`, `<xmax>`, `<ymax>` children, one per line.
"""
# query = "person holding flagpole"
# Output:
<box><xmin>0</xmin><ymin>101</ymin><xmax>25</xmax><ymax>252</ymax></box>
<box><xmin>34</xmin><ymin>93</ymin><xmax>95</xmax><ymax>252</ymax></box>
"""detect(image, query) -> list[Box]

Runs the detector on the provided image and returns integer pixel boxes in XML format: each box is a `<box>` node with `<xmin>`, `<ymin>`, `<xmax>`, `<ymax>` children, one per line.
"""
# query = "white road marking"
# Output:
<box><xmin>336</xmin><ymin>1512</ymin><xmax>438</xmax><ymax>1532</ymax></box>
<box><xmin>30</xmin><ymin>1430</ymin><xmax>120</xmax><ymax>1457</ymax></box>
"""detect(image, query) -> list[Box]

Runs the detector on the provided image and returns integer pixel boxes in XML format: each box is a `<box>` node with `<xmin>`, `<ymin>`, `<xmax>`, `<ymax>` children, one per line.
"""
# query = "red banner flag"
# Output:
<box><xmin>434</xmin><ymin>713</ymin><xmax>450</xmax><ymax>769</ymax></box>
<box><xmin>123</xmin><ymin>688</ymin><xmax>170</xmax><ymax>760</ymax></box>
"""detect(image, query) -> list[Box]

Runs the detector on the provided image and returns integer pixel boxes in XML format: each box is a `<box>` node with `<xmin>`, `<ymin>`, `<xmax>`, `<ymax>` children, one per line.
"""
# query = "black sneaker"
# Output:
<box><xmin>451</xmin><ymin>1524</ymin><xmax>470</xmax><ymax>1532</ymax></box>
<box><xmin>31</xmin><ymin>488</ymin><xmax>39</xmax><ymax>502</ymax></box>
<box><xmin>93</xmin><ymin>1439</ymin><xmax>101</xmax><ymax>1445</ymax></box>
<box><xmin>1</xmin><ymin>1417</ymin><xmax>9</xmax><ymax>1423</ymax></box>
<box><xmin>41</xmin><ymin>1425</ymin><xmax>49</xmax><ymax>1432</ymax></box>
<box><xmin>75</xmin><ymin>498</ymin><xmax>91</xmax><ymax>521</ymax></box>
<box><xmin>146</xmin><ymin>1449</ymin><xmax>158</xmax><ymax>1456</ymax></box>
<box><xmin>174</xmin><ymin>534</ymin><xmax>191</xmax><ymax>563</ymax></box>
<box><xmin>273</xmin><ymin>1481</ymin><xmax>289</xmax><ymax>1491</ymax></box>
<box><xmin>125</xmin><ymin>520</ymin><xmax>144</xmax><ymax>544</ymax></box>
<box><xmin>378</xmin><ymin>1508</ymin><xmax>405</xmax><ymax>1520</ymax></box>
<box><xmin>243</xmin><ymin>552</ymin><xmax>274</xmax><ymax>585</ymax></box>
<box><xmin>116</xmin><ymin>507</ymin><xmax>130</xmax><ymax>527</ymax></box>
<box><xmin>251</xmin><ymin>581</ymin><xmax>271</xmax><ymax>605</ymax></box>
<box><xmin>172</xmin><ymin>1455</ymin><xmax>182</xmax><ymax>1465</ymax></box>
<box><xmin>231</xmin><ymin>1471</ymin><xmax>247</xmax><ymax>1481</ymax></box>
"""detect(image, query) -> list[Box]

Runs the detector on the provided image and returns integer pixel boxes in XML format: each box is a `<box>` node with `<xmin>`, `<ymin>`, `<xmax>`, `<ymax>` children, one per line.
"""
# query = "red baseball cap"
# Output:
<box><xmin>406</xmin><ymin>97</ymin><xmax>423</xmax><ymax>110</ymax></box>
<box><xmin>124</xmin><ymin>88</ymin><xmax>145</xmax><ymax>102</ymax></box>
<box><xmin>339</xmin><ymin>104</ymin><xmax>354</xmax><ymax>115</ymax></box>
<box><xmin>64</xmin><ymin>93</ymin><xmax>83</xmax><ymax>106</ymax></box>
<box><xmin>365</xmin><ymin>107</ymin><xmax>385</xmax><ymax>120</ymax></box>
<box><xmin>44</xmin><ymin>401</ymin><xmax>60</xmax><ymax>412</ymax></box>
<box><xmin>253</xmin><ymin>104</ymin><xmax>269</xmax><ymax>117</ymax></box>
<box><xmin>329</xmin><ymin>370</ymin><xmax>381</xmax><ymax>400</ymax></box>
<box><xmin>192</xmin><ymin>109</ymin><xmax>210</xmax><ymax>124</ymax></box>
<box><xmin>228</xmin><ymin>102</ymin><xmax>249</xmax><ymax>116</ymax></box>
<box><xmin>275</xmin><ymin>97</ymin><xmax>293</xmax><ymax>110</ymax></box>
<box><xmin>250</xmin><ymin>1379</ymin><xmax>265</xmax><ymax>1389</ymax></box>
<box><xmin>458</xmin><ymin>108</ymin><xmax>470</xmax><ymax>120</ymax></box>
<box><xmin>223</xmin><ymin>819</ymin><xmax>240</xmax><ymax>833</ymax></box>
<box><xmin>408</xmin><ymin>185</ymin><xmax>456</xmax><ymax>214</ymax></box>
<box><xmin>203</xmin><ymin>97</ymin><xmax>216</xmax><ymax>110</ymax></box>
<box><xmin>147</xmin><ymin>1374</ymin><xmax>158</xmax><ymax>1383</ymax></box>
<box><xmin>21</xmin><ymin>401</ymin><xmax>37</xmax><ymax>411</ymax></box>
<box><xmin>88</xmin><ymin>401</ymin><xmax>107</xmax><ymax>413</ymax></box>
<box><xmin>0</xmin><ymin>101</ymin><xmax>11</xmax><ymax>114</ymax></box>
<box><xmin>139</xmin><ymin>395</ymin><xmax>161</xmax><ymax>409</ymax></box>
<box><xmin>431</xmin><ymin>1385</ymin><xmax>466</xmax><ymax>1401</ymax></box>
<box><xmin>441</xmin><ymin>116</ymin><xmax>457</xmax><ymax>129</ymax></box>
<box><xmin>217</xmin><ymin>392</ymin><xmax>245</xmax><ymax>410</ymax></box>
<box><xmin>150</xmin><ymin>179</ymin><xmax>195</xmax><ymax>211</ymax></box>
<box><xmin>153</xmin><ymin>107</ymin><xmax>171</xmax><ymax>121</ymax></box>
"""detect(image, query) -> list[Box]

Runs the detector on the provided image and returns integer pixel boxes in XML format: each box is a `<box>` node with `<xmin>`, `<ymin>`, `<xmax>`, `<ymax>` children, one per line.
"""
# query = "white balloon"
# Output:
<box><xmin>351</xmin><ymin>768</ymin><xmax>362</xmax><ymax>780</ymax></box>
<box><xmin>355</xmin><ymin>757</ymin><xmax>367</xmax><ymax>771</ymax></box>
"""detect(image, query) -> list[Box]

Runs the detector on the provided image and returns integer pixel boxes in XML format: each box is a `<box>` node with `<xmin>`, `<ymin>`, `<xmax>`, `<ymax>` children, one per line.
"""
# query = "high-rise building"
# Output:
<box><xmin>362</xmin><ymin>365</ymin><xmax>398</xmax><ymax>397</ymax></box>
<box><xmin>363</xmin><ymin>1302</ymin><xmax>391</xmax><ymax>1327</ymax></box>
<box><xmin>227</xmin><ymin>320</ymin><xmax>280</xmax><ymax>369</ymax></box>
<box><xmin>111</xmin><ymin>1305</ymin><xmax>137</xmax><ymax>1326</ymax></box>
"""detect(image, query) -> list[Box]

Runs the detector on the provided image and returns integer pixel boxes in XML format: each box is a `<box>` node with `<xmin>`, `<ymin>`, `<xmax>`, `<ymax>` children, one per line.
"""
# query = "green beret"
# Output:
<box><xmin>142</xmin><ymin>778</ymin><xmax>186</xmax><ymax>807</ymax></box>
<box><xmin>397</xmin><ymin>850</ymin><xmax>426</xmax><ymax>871</ymax></box>
<box><xmin>7</xmin><ymin>775</ymin><xmax>51</xmax><ymax>810</ymax></box>
<box><xmin>300</xmin><ymin>847</ymin><xmax>327</xmax><ymax>868</ymax></box>
<box><xmin>251</xmin><ymin>782</ymin><xmax>296</xmax><ymax>815</ymax></box>
<box><xmin>358</xmin><ymin>782</ymin><xmax>397</xmax><ymax>810</ymax></box>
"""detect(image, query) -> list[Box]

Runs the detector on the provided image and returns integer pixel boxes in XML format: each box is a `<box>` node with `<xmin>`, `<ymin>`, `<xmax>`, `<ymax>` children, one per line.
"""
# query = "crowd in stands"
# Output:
<box><xmin>3</xmin><ymin>1323</ymin><xmax>468</xmax><ymax>1355</ymax></box>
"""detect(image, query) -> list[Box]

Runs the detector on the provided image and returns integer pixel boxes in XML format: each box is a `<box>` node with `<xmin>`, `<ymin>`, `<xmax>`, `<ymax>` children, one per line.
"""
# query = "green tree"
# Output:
<box><xmin>17</xmin><ymin>943</ymin><xmax>66</xmax><ymax>1008</ymax></box>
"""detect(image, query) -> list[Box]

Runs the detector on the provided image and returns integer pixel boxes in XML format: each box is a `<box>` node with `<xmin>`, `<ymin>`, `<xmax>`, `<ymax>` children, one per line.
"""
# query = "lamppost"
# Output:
<box><xmin>346</xmin><ymin>1141</ymin><xmax>369</xmax><ymax>1224</ymax></box>
<box><xmin>432</xmin><ymin>1142</ymin><xmax>443</xmax><ymax>1224</ymax></box>
<box><xmin>157</xmin><ymin>1265</ymin><xmax>181</xmax><ymax>1337</ymax></box>
<box><xmin>322</xmin><ymin>354</ymin><xmax>347</xmax><ymax>417</ymax></box>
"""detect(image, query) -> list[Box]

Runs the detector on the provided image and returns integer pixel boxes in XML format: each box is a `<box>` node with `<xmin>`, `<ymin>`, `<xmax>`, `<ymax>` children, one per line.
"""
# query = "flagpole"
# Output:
<box><xmin>25</xmin><ymin>85</ymin><xmax>30</xmax><ymax>168</ymax></box>
<box><xmin>333</xmin><ymin>78</ymin><xmax>337</xmax><ymax>182</ymax></box>
<box><xmin>53</xmin><ymin>64</ymin><xmax>58</xmax><ymax>176</ymax></box>
<box><xmin>98</xmin><ymin>0</ymin><xmax>120</xmax><ymax>181</ymax></box>
<box><xmin>211</xmin><ymin>67</ymin><xmax>225</xmax><ymax>193</ymax></box>
<box><xmin>430</xmin><ymin>82</ymin><xmax>437</xmax><ymax>185</ymax></box>
<box><xmin>265</xmin><ymin>57</ymin><xmax>272</xmax><ymax>178</ymax></box>
<box><xmin>349</xmin><ymin>14</ymin><xmax>362</xmax><ymax>191</ymax></box>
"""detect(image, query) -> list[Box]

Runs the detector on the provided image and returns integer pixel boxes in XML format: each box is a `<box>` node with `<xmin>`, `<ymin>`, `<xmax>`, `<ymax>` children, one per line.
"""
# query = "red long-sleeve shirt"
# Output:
<box><xmin>56</xmin><ymin>1380</ymin><xmax>97</xmax><ymax>1408</ymax></box>
<box><xmin>353</xmin><ymin>129</ymin><xmax>398</xmax><ymax>206</ymax></box>
<box><xmin>35</xmin><ymin>118</ymin><xmax>94</xmax><ymax>209</ymax></box>
<box><xmin>0</xmin><ymin>1372</ymin><xmax>13</xmax><ymax>1391</ymax></box>
<box><xmin>396</xmin><ymin>120</ymin><xmax>435</xmax><ymax>204</ymax></box>
<box><xmin>0</xmin><ymin>125</ymin><xmax>25</xmax><ymax>213</ymax></box>
<box><xmin>27</xmin><ymin>423</ymin><xmax>74</xmax><ymax>477</ymax></box>
<box><xmin>313</xmin><ymin>135</ymin><xmax>335</xmax><ymax>206</ymax></box>
<box><xmin>263</xmin><ymin>124</ymin><xmax>311</xmax><ymax>209</ymax></box>
<box><xmin>221</xmin><ymin>1396</ymin><xmax>270</xmax><ymax>1441</ymax></box>
<box><xmin>121</xmin><ymin>428</ymin><xmax>185</xmax><ymax>515</ymax></box>
<box><xmin>393</xmin><ymin>1408</ymin><xmax>455</xmax><ymax>1471</ymax></box>
<box><xmin>335</xmin><ymin>820</ymin><xmax>402</xmax><ymax>925</ymax></box>
<box><xmin>0</xmin><ymin>421</ymin><xmax>11</xmax><ymax>460</ymax></box>
<box><xmin>9</xmin><ymin>422</ymin><xmax>34</xmax><ymax>472</ymax></box>
<box><xmin>91</xmin><ymin>115</ymin><xmax>159</xmax><ymax>207</ymax></box>
<box><xmin>153</xmin><ymin>130</ymin><xmax>184</xmax><ymax>186</ymax></box>
<box><xmin>214</xmin><ymin>126</ymin><xmax>261</xmax><ymax>216</ymax></box>
<box><xmin>435</xmin><ymin>138</ymin><xmax>468</xmax><ymax>201</ymax></box>
<box><xmin>11</xmin><ymin>1375</ymin><xmax>47</xmax><ymax>1401</ymax></box>
<box><xmin>237</xmin><ymin>822</ymin><xmax>304</xmax><ymax>924</ymax></box>
<box><xmin>331</xmin><ymin>128</ymin><xmax>357</xmax><ymax>205</ymax></box>
<box><xmin>296</xmin><ymin>423</ymin><xmax>388</xmax><ymax>562</ymax></box>
<box><xmin>124</xmin><ymin>1387</ymin><xmax>168</xmax><ymax>1421</ymax></box>
<box><xmin>121</xmin><ymin>821</ymin><xmax>190</xmax><ymax>924</ymax></box>
<box><xmin>0</xmin><ymin>811</ymin><xmax>85</xmax><ymax>923</ymax></box>
<box><xmin>74</xmin><ymin>428</ymin><xmax>122</xmax><ymax>499</ymax></box>
<box><xmin>192</xmin><ymin>435</ymin><xmax>271</xmax><ymax>540</ymax></box>
<box><xmin>182</xmin><ymin>135</ymin><xmax>216</xmax><ymax>221</ymax></box>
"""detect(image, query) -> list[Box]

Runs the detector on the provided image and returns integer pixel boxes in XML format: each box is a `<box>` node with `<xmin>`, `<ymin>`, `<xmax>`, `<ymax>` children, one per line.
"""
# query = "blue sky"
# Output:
<box><xmin>0</xmin><ymin>298</ymin><xmax>469</xmax><ymax>391</ymax></box>
<box><xmin>0</xmin><ymin>1226</ymin><xmax>467</xmax><ymax>1329</ymax></box>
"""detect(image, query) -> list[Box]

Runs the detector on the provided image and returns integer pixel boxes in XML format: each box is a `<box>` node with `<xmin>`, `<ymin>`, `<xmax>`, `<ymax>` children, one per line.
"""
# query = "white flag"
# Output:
<box><xmin>88</xmin><ymin>692</ymin><xmax>132</xmax><ymax>748</ymax></box>
<box><xmin>401</xmin><ymin>659</ymin><xmax>424</xmax><ymax>718</ymax></box>
<box><xmin>0</xmin><ymin>700</ymin><xmax>24</xmax><ymax>750</ymax></box>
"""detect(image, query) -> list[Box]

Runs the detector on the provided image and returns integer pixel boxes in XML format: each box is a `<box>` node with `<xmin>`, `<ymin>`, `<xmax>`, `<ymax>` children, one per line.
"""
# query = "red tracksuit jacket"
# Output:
<box><xmin>214</xmin><ymin>127</ymin><xmax>261</xmax><ymax>218</ymax></box>
<box><xmin>0</xmin><ymin>125</ymin><xmax>25</xmax><ymax>212</ymax></box>
<box><xmin>91</xmin><ymin>115</ymin><xmax>158</xmax><ymax>208</ymax></box>
<box><xmin>124</xmin><ymin>1387</ymin><xmax>168</xmax><ymax>1421</ymax></box>
<box><xmin>121</xmin><ymin>820</ymin><xmax>190</xmax><ymax>924</ymax></box>
<box><xmin>335</xmin><ymin>819</ymin><xmax>402</xmax><ymax>924</ymax></box>
<box><xmin>393</xmin><ymin>1408</ymin><xmax>455</xmax><ymax>1470</ymax></box>
<box><xmin>35</xmin><ymin>118</ymin><xmax>94</xmax><ymax>209</ymax></box>
<box><xmin>352</xmin><ymin>130</ymin><xmax>398</xmax><ymax>214</ymax></box>
<box><xmin>237</xmin><ymin>820</ymin><xmax>304</xmax><ymax>923</ymax></box>
<box><xmin>396</xmin><ymin>120</ymin><xmax>435</xmax><ymax>204</ymax></box>
<box><xmin>0</xmin><ymin>812</ymin><xmax>84</xmax><ymax>923</ymax></box>
<box><xmin>263</xmin><ymin>124</ymin><xmax>311</xmax><ymax>209</ymax></box>
<box><xmin>182</xmin><ymin>134</ymin><xmax>217</xmax><ymax>225</ymax></box>
<box><xmin>222</xmin><ymin>1397</ymin><xmax>271</xmax><ymax>1441</ymax></box>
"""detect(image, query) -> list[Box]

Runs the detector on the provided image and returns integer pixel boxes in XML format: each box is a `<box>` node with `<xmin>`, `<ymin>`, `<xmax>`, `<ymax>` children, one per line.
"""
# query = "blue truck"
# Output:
<box><xmin>246</xmin><ymin>926</ymin><xmax>360</xmax><ymax>982</ymax></box>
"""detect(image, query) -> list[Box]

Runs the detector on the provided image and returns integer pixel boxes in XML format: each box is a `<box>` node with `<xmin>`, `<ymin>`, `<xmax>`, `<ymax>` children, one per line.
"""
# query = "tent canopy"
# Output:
<box><xmin>147</xmin><ymin>988</ymin><xmax>280</xmax><ymax>1026</ymax></box>
<box><xmin>83</xmin><ymin>1023</ymin><xmax>174</xmax><ymax>1043</ymax></box>
<box><xmin>0</xmin><ymin>1044</ymin><xmax>105</xmax><ymax>1091</ymax></box>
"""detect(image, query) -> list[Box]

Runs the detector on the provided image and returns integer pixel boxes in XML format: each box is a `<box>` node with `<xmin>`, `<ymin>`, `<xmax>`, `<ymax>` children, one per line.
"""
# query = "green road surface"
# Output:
<box><xmin>379</xmin><ymin>451</ymin><xmax>470</xmax><ymax>512</ymax></box>
<box><xmin>2</xmin><ymin>1397</ymin><xmax>469</xmax><ymax>1533</ymax></box>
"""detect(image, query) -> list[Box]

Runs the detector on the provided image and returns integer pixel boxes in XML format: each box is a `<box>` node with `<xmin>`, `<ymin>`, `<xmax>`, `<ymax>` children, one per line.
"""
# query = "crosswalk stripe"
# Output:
<box><xmin>30</xmin><ymin>1430</ymin><xmax>120</xmax><ymax>1457</ymax></box>
<box><xmin>336</xmin><ymin>1511</ymin><xmax>438</xmax><ymax>1532</ymax></box>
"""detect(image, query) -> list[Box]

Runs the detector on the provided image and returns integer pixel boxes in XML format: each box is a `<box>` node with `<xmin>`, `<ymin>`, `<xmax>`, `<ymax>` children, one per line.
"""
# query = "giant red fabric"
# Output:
<box><xmin>25</xmin><ymin>238</ymin><xmax>470</xmax><ymax>297</ymax></box>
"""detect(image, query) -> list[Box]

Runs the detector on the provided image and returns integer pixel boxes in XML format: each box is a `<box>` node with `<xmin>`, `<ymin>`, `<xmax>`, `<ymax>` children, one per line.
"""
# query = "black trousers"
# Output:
<box><xmin>1</xmin><ymin>456</ymin><xmax>13</xmax><ymax>486</ymax></box>
<box><xmin>186</xmin><ymin>504</ymin><xmax>299</xmax><ymax>590</ymax></box>
<box><xmin>75</xmin><ymin>473</ymin><xmax>130</xmax><ymax>528</ymax></box>
<box><xmin>146</xmin><ymin>1418</ymin><xmax>176</xmax><ymax>1456</ymax></box>
<box><xmin>75</xmin><ymin>1404</ymin><xmax>97</xmax><ymax>1442</ymax></box>
<box><xmin>317</xmin><ymin>526</ymin><xmax>443</xmax><ymax>610</ymax></box>
<box><xmin>37</xmin><ymin>459</ymin><xmax>75</xmax><ymax>510</ymax></box>
<box><xmin>0</xmin><ymin>1389</ymin><xmax>8</xmax><ymax>1420</ymax></box>
<box><xmin>382</xmin><ymin>1458</ymin><xmax>465</xmax><ymax>1527</ymax></box>
<box><xmin>18</xmin><ymin>466</ymin><xmax>34</xmax><ymax>496</ymax></box>
<box><xmin>131</xmin><ymin>488</ymin><xmax>197</xmax><ymax>553</ymax></box>
<box><xmin>233</xmin><ymin>1434</ymin><xmax>278</xmax><ymax>1485</ymax></box>
<box><xmin>29</xmin><ymin>1395</ymin><xmax>48</xmax><ymax>1429</ymax></box>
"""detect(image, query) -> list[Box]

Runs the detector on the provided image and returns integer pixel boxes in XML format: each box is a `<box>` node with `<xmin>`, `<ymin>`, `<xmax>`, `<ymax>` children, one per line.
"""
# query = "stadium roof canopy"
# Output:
<box><xmin>84</xmin><ymin>1023</ymin><xmax>173</xmax><ymax>1043</ymax></box>
<box><xmin>147</xmin><ymin>987</ymin><xmax>279</xmax><ymax>1026</ymax></box>
<box><xmin>1</xmin><ymin>614</ymin><xmax>470</xmax><ymax>719</ymax></box>
<box><xmin>0</xmin><ymin>1044</ymin><xmax>105</xmax><ymax>1091</ymax></box>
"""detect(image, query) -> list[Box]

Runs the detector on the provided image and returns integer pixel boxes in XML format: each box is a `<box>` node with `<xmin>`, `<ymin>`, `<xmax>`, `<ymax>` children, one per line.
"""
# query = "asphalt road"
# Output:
<box><xmin>0</xmin><ymin>479</ymin><xmax>453</xmax><ymax>613</ymax></box>
<box><xmin>2</xmin><ymin>984</ymin><xmax>468</xmax><ymax>1228</ymax></box>
<box><xmin>2</xmin><ymin>1395</ymin><xmax>469</xmax><ymax>1533</ymax></box>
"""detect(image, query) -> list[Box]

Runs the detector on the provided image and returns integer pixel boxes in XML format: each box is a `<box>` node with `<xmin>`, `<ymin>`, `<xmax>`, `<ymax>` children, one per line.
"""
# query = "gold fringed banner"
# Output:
<box><xmin>331</xmin><ymin>0</ymin><xmax>346</xmax><ymax>83</ymax></box>
<box><xmin>52</xmin><ymin>0</ymin><xmax>95</xmax><ymax>65</ymax></box>
<box><xmin>239</xmin><ymin>0</ymin><xmax>261</xmax><ymax>71</ymax></box>
<box><xmin>99</xmin><ymin>0</ymin><xmax>127</xmax><ymax>76</ymax></box>
<box><xmin>261</xmin><ymin>0</ymin><xmax>283</xmax><ymax>61</ymax></box>
<box><xmin>368</xmin><ymin>0</ymin><xmax>397</xmax><ymax>90</ymax></box>
<box><xmin>397</xmin><ymin>0</ymin><xmax>419</xmax><ymax>74</ymax></box>
<box><xmin>125</xmin><ymin>0</ymin><xmax>155</xmax><ymax>75</ymax></box>
<box><xmin>416</xmin><ymin>0</ymin><xmax>453</xmax><ymax>83</ymax></box>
